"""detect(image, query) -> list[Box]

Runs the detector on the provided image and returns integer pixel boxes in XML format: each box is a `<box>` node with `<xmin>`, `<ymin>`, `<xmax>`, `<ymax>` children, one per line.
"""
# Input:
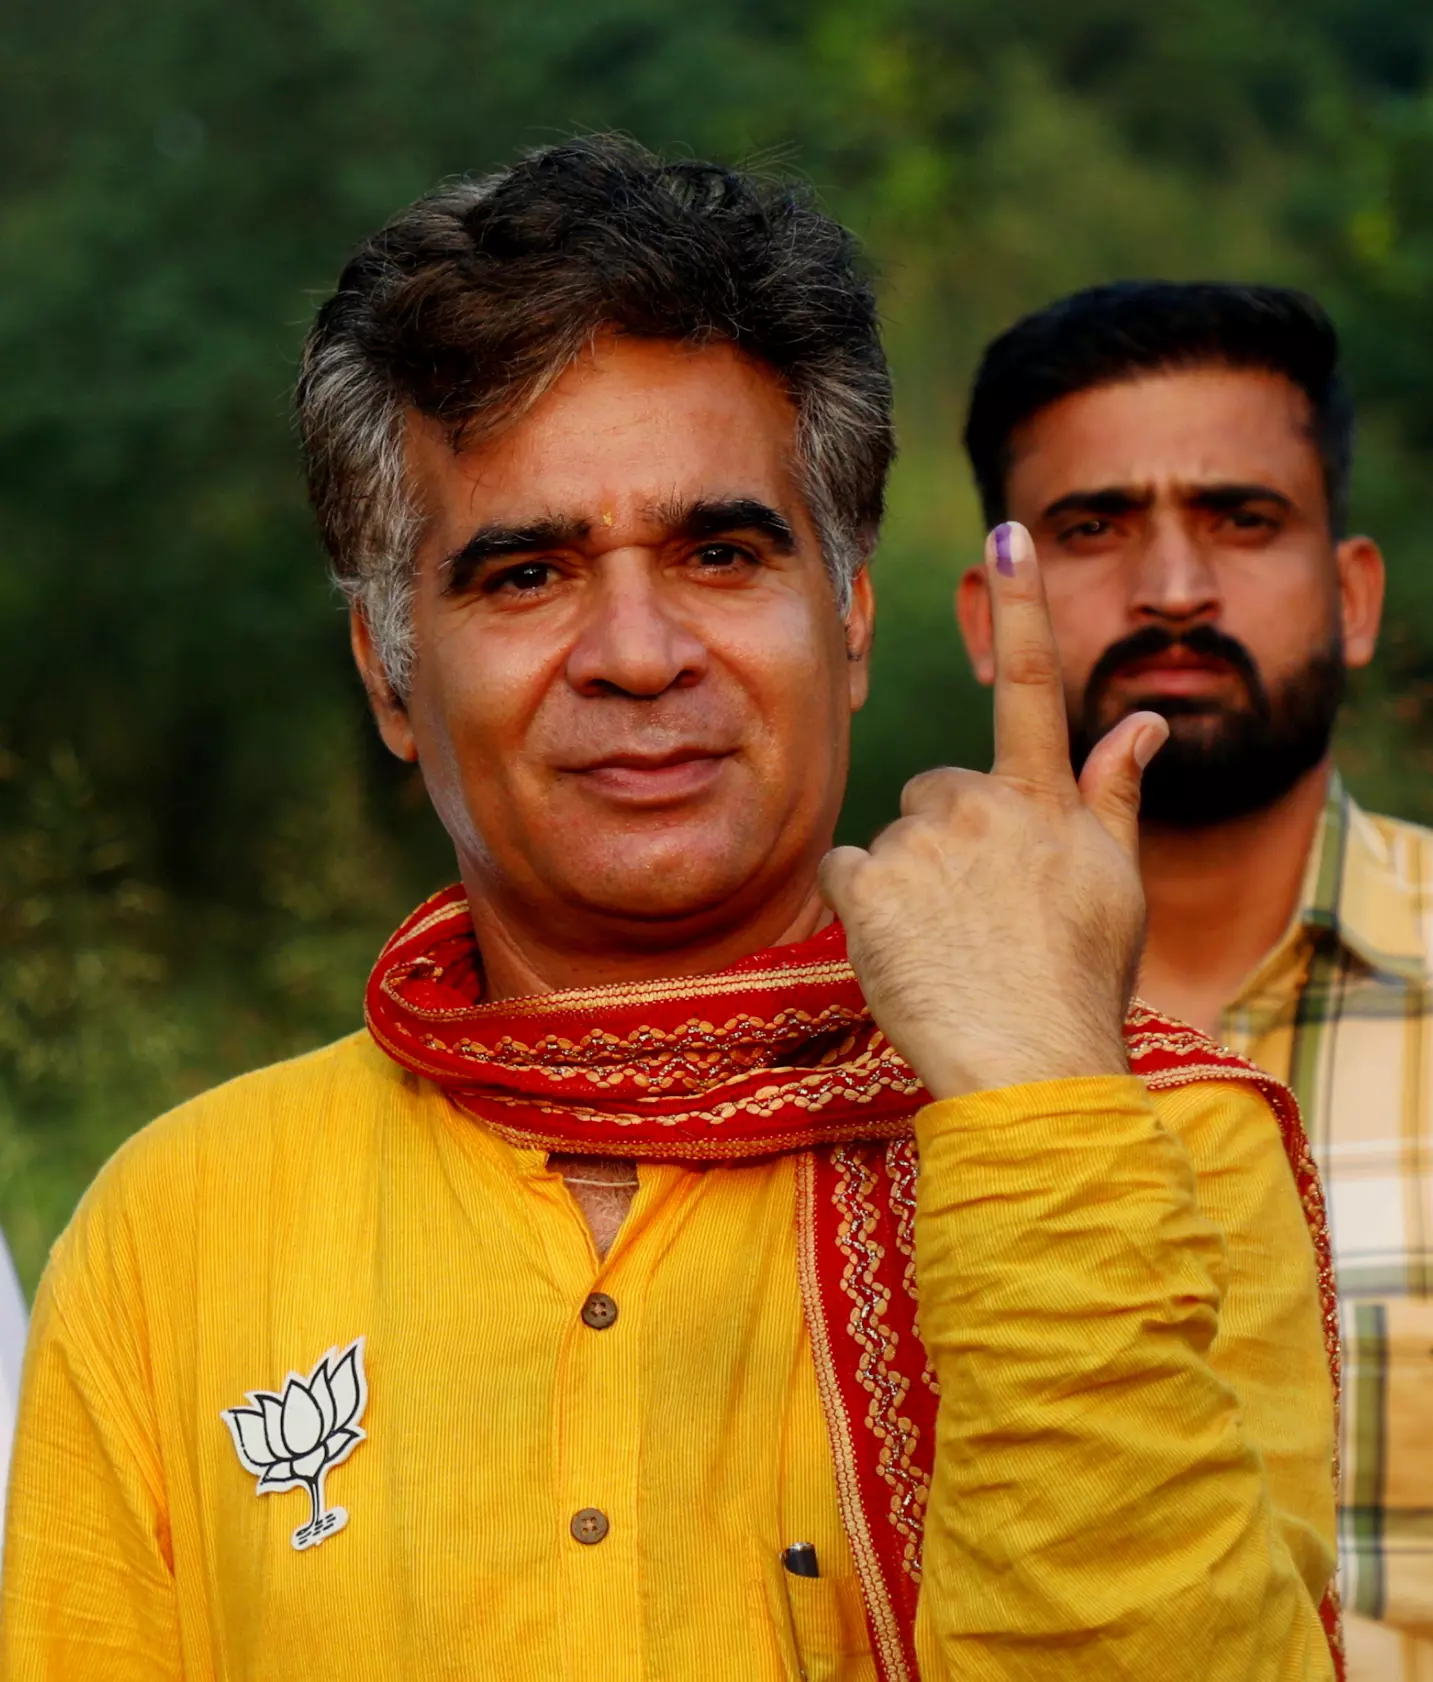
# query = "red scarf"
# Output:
<box><xmin>368</xmin><ymin>885</ymin><xmax>1343</xmax><ymax>1680</ymax></box>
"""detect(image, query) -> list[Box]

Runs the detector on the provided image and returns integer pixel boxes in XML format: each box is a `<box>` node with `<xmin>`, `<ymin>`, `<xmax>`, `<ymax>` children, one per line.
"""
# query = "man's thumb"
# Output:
<box><xmin>1077</xmin><ymin>711</ymin><xmax>1168</xmax><ymax>853</ymax></box>
<box><xmin>817</xmin><ymin>844</ymin><xmax>868</xmax><ymax>916</ymax></box>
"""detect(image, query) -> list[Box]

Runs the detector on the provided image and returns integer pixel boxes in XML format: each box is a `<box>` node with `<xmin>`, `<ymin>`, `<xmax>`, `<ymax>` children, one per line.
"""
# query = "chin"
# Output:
<box><xmin>547</xmin><ymin>840</ymin><xmax>768</xmax><ymax>929</ymax></box>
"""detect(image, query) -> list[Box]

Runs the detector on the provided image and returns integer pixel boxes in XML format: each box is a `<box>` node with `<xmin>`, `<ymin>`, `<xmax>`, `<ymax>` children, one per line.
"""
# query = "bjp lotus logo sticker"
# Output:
<box><xmin>221</xmin><ymin>1338</ymin><xmax>368</xmax><ymax>1550</ymax></box>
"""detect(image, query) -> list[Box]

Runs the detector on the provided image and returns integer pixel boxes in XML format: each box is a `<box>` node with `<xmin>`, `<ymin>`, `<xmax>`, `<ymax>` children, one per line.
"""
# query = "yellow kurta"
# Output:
<box><xmin>0</xmin><ymin>1032</ymin><xmax>1335</xmax><ymax>1680</ymax></box>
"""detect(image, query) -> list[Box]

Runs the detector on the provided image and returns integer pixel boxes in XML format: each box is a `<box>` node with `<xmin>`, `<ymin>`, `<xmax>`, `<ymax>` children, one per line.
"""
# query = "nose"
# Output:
<box><xmin>1131</xmin><ymin>515</ymin><xmax>1220</xmax><ymax>628</ymax></box>
<box><xmin>565</xmin><ymin>554</ymin><xmax>708</xmax><ymax>698</ymax></box>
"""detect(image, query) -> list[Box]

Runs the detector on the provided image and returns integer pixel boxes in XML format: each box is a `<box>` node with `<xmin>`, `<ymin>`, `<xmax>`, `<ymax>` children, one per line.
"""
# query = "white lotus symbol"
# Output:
<box><xmin>222</xmin><ymin>1338</ymin><xmax>367</xmax><ymax>1551</ymax></box>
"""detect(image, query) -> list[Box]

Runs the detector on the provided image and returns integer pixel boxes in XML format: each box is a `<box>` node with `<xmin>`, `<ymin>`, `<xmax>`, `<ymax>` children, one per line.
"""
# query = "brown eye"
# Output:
<box><xmin>694</xmin><ymin>543</ymin><xmax>746</xmax><ymax>568</ymax></box>
<box><xmin>1059</xmin><ymin>519</ymin><xmax>1111</xmax><ymax>543</ymax></box>
<box><xmin>488</xmin><ymin>561</ymin><xmax>553</xmax><ymax>593</ymax></box>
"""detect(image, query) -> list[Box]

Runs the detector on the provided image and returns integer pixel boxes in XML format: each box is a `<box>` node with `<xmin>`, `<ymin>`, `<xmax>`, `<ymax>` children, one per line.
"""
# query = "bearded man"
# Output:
<box><xmin>956</xmin><ymin>281</ymin><xmax>1425</xmax><ymax>1682</ymax></box>
<box><xmin>3</xmin><ymin>145</ymin><xmax>1339</xmax><ymax>1681</ymax></box>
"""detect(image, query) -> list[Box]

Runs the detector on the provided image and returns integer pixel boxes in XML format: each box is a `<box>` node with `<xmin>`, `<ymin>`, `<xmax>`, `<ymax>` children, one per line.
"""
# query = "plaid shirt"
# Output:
<box><xmin>1221</xmin><ymin>774</ymin><xmax>1433</xmax><ymax>1679</ymax></box>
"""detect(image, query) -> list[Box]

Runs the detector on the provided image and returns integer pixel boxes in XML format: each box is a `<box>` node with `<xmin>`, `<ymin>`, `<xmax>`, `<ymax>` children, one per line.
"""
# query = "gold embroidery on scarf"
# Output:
<box><xmin>473</xmin><ymin>1110</ymin><xmax>915</xmax><ymax>1161</ymax></box>
<box><xmin>367</xmin><ymin>1010</ymin><xmax>925</xmax><ymax>1139</ymax></box>
<box><xmin>421</xmin><ymin>1004</ymin><xmax>871</xmax><ymax>1089</ymax></box>
<box><xmin>886</xmin><ymin>1139</ymin><xmax>940</xmax><ymax>1414</ymax></box>
<box><xmin>795</xmin><ymin>1153</ymin><xmax>913</xmax><ymax>1682</ymax></box>
<box><xmin>832</xmin><ymin>1145</ymin><xmax>931</xmax><ymax>1582</ymax></box>
<box><xmin>382</xmin><ymin>955</ymin><xmax>863</xmax><ymax>1021</ymax></box>
<box><xmin>470</xmin><ymin>1062</ymin><xmax>922</xmax><ymax>1123</ymax></box>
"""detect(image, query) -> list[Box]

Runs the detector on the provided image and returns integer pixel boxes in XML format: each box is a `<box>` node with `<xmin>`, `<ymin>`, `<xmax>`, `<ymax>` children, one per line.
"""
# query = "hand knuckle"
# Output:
<box><xmin>900</xmin><ymin>766</ymin><xmax>959</xmax><ymax>815</ymax></box>
<box><xmin>1002</xmin><ymin>643</ymin><xmax>1062</xmax><ymax>689</ymax></box>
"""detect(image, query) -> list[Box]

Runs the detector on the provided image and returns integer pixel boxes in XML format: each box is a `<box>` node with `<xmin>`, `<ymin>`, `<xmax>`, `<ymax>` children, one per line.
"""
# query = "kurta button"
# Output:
<box><xmin>571</xmin><ymin>1507</ymin><xmax>610</xmax><ymax>1545</ymax></box>
<box><xmin>581</xmin><ymin>1291</ymin><xmax>619</xmax><ymax>1330</ymax></box>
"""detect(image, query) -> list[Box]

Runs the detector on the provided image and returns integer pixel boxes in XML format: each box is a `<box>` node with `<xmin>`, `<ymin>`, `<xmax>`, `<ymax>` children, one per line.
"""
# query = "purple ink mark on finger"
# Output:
<box><xmin>993</xmin><ymin>523</ymin><xmax>1015</xmax><ymax>576</ymax></box>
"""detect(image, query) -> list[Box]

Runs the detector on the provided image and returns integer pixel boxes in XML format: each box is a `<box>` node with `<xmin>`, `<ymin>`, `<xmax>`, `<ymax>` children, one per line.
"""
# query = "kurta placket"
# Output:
<box><xmin>522</xmin><ymin>1157</ymin><xmax>688</xmax><ymax>1682</ymax></box>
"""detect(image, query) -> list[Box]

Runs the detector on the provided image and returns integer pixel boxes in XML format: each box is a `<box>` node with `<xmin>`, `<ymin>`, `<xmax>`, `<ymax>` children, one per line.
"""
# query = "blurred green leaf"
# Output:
<box><xmin>6</xmin><ymin>0</ymin><xmax>1433</xmax><ymax>1294</ymax></box>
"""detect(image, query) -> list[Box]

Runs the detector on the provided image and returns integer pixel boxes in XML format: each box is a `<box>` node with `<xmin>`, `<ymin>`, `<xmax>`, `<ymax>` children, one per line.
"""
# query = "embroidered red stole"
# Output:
<box><xmin>368</xmin><ymin>886</ymin><xmax>1343</xmax><ymax>1679</ymax></box>
<box><xmin>796</xmin><ymin>1017</ymin><xmax>1344</xmax><ymax>1682</ymax></box>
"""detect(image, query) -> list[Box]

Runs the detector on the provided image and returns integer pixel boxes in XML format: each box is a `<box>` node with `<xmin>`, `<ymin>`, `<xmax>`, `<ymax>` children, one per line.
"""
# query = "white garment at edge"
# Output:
<box><xmin>0</xmin><ymin>1228</ymin><xmax>28</xmax><ymax>1523</ymax></box>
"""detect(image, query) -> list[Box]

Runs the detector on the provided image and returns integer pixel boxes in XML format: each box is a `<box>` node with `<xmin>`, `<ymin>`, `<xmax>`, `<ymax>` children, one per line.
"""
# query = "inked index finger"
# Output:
<box><xmin>986</xmin><ymin>521</ymin><xmax>1074</xmax><ymax>790</ymax></box>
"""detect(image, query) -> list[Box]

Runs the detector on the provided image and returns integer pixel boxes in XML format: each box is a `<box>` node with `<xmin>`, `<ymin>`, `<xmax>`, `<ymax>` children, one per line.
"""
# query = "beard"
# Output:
<box><xmin>1068</xmin><ymin>622</ymin><xmax>1345</xmax><ymax>829</ymax></box>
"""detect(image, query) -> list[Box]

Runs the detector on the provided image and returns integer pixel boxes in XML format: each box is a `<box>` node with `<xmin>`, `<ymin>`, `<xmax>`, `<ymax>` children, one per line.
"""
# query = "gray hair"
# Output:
<box><xmin>297</xmin><ymin>136</ymin><xmax>895</xmax><ymax>694</ymax></box>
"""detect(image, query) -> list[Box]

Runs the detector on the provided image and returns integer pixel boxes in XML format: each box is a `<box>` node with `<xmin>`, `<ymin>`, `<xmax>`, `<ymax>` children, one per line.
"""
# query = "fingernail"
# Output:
<box><xmin>993</xmin><ymin>522</ymin><xmax>1015</xmax><ymax>576</ymax></box>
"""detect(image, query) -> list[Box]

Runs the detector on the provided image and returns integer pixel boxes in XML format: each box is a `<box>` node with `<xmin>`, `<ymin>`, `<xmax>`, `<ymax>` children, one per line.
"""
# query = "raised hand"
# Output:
<box><xmin>821</xmin><ymin>522</ymin><xmax>1169</xmax><ymax>1101</ymax></box>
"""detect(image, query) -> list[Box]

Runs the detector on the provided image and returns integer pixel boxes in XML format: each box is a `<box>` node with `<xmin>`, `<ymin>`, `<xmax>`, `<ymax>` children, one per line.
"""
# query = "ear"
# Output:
<box><xmin>1335</xmin><ymin>535</ymin><xmax>1385</xmax><ymax>670</ymax></box>
<box><xmin>954</xmin><ymin>564</ymin><xmax>995</xmax><ymax>685</ymax></box>
<box><xmin>349</xmin><ymin>608</ymin><xmax>418</xmax><ymax>763</ymax></box>
<box><xmin>844</xmin><ymin>565</ymin><xmax>876</xmax><ymax>712</ymax></box>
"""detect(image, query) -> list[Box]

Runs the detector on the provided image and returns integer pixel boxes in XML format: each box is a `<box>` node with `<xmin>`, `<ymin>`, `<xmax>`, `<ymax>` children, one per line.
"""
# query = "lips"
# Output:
<box><xmin>1110</xmin><ymin>651</ymin><xmax>1239</xmax><ymax>697</ymax></box>
<box><xmin>560</xmin><ymin>747</ymin><xmax>734</xmax><ymax>806</ymax></box>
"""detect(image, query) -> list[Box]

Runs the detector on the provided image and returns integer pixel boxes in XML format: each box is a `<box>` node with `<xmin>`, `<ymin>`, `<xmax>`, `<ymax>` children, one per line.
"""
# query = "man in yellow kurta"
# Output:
<box><xmin>1</xmin><ymin>137</ymin><xmax>1338</xmax><ymax>1681</ymax></box>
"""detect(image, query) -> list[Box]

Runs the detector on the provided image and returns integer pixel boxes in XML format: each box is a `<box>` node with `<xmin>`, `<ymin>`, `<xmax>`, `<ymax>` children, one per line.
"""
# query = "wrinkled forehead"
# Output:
<box><xmin>1005</xmin><ymin>367</ymin><xmax>1325</xmax><ymax>511</ymax></box>
<box><xmin>403</xmin><ymin>336</ymin><xmax>811</xmax><ymax>552</ymax></box>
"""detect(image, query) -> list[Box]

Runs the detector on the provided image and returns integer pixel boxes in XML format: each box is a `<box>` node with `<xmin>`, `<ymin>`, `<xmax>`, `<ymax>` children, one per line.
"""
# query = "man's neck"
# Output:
<box><xmin>460</xmin><ymin>869</ymin><xmax>834</xmax><ymax>1259</ymax></box>
<box><xmin>463</xmin><ymin>872</ymin><xmax>833</xmax><ymax>1003</ymax></box>
<box><xmin>1137</xmin><ymin>760</ymin><xmax>1332</xmax><ymax>1038</ymax></box>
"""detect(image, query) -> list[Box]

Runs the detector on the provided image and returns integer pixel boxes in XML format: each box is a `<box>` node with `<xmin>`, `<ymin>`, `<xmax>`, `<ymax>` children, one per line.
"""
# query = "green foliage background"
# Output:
<box><xmin>5</xmin><ymin>0</ymin><xmax>1433</xmax><ymax>1292</ymax></box>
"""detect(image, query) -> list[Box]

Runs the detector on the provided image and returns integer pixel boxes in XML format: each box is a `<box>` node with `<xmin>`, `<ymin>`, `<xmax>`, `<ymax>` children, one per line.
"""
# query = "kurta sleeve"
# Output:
<box><xmin>910</xmin><ymin>1074</ymin><xmax>1335</xmax><ymax>1682</ymax></box>
<box><xmin>1154</xmin><ymin>1078</ymin><xmax>1337</xmax><ymax>1605</ymax></box>
<box><xmin>0</xmin><ymin>1214</ymin><xmax>181</xmax><ymax>1681</ymax></box>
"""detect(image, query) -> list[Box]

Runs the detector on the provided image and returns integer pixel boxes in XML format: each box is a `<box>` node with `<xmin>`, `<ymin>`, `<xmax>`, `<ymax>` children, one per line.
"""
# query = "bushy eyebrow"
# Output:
<box><xmin>659</xmin><ymin>497</ymin><xmax>797</xmax><ymax>554</ymax></box>
<box><xmin>440</xmin><ymin>517</ymin><xmax>590</xmax><ymax>593</ymax></box>
<box><xmin>440</xmin><ymin>497</ymin><xmax>798</xmax><ymax>593</ymax></box>
<box><xmin>1041</xmin><ymin>482</ymin><xmax>1293</xmax><ymax>524</ymax></box>
<box><xmin>1041</xmin><ymin>487</ymin><xmax>1152</xmax><ymax>522</ymax></box>
<box><xmin>1185</xmin><ymin>482</ymin><xmax>1293</xmax><ymax>515</ymax></box>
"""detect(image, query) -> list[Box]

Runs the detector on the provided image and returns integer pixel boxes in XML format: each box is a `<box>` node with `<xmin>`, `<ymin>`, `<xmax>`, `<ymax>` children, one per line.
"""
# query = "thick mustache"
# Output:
<box><xmin>1085</xmin><ymin>623</ymin><xmax>1265</xmax><ymax>707</ymax></box>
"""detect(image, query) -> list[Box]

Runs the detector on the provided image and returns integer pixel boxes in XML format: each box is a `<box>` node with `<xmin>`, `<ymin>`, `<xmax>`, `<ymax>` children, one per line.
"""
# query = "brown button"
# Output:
<box><xmin>580</xmin><ymin>1291</ymin><xmax>619</xmax><ymax>1330</ymax></box>
<box><xmin>571</xmin><ymin>1507</ymin><xmax>610</xmax><ymax>1545</ymax></box>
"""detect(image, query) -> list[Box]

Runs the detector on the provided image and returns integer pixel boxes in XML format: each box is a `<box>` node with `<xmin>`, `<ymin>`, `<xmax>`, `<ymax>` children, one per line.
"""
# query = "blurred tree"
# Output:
<box><xmin>4</xmin><ymin>0</ymin><xmax>1433</xmax><ymax>1288</ymax></box>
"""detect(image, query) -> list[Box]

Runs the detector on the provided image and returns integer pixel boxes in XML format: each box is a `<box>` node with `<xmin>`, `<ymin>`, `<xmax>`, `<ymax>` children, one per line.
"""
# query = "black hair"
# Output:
<box><xmin>963</xmin><ymin>281</ymin><xmax>1353</xmax><ymax>535</ymax></box>
<box><xmin>298</xmin><ymin>135</ymin><xmax>894</xmax><ymax>687</ymax></box>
